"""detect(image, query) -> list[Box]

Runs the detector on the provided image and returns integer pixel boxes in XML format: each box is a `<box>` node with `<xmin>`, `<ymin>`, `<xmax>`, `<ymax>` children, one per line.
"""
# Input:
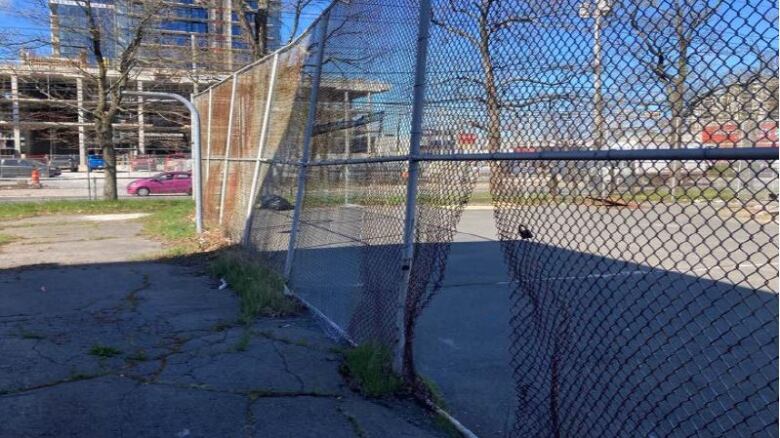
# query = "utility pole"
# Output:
<box><xmin>579</xmin><ymin>0</ymin><xmax>612</xmax><ymax>150</ymax></box>
<box><xmin>580</xmin><ymin>0</ymin><xmax>613</xmax><ymax>198</ymax></box>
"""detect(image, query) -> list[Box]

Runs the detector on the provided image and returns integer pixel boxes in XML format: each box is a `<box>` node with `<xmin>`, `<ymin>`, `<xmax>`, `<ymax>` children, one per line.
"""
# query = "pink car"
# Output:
<box><xmin>127</xmin><ymin>172</ymin><xmax>192</xmax><ymax>196</ymax></box>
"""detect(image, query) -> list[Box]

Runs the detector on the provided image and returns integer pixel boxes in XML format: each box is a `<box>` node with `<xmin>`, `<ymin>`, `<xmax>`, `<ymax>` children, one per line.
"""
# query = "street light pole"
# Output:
<box><xmin>580</xmin><ymin>0</ymin><xmax>612</xmax><ymax>151</ymax></box>
<box><xmin>122</xmin><ymin>91</ymin><xmax>203</xmax><ymax>234</ymax></box>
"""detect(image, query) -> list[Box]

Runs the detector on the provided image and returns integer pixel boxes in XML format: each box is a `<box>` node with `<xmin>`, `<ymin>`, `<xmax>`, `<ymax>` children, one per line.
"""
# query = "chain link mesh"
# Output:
<box><xmin>193</xmin><ymin>0</ymin><xmax>778</xmax><ymax>435</ymax></box>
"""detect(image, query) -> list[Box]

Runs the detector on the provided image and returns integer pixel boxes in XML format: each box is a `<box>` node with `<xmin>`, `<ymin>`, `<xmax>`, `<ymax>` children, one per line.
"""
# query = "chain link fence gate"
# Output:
<box><xmin>194</xmin><ymin>0</ymin><xmax>779</xmax><ymax>436</ymax></box>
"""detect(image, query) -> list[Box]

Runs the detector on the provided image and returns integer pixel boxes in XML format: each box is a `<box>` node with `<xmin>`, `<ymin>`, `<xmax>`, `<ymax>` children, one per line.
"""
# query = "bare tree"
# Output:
<box><xmin>13</xmin><ymin>0</ymin><xmax>167</xmax><ymax>199</ymax></box>
<box><xmin>622</xmin><ymin>0</ymin><xmax>723</xmax><ymax>149</ymax></box>
<box><xmin>285</xmin><ymin>0</ymin><xmax>327</xmax><ymax>44</ymax></box>
<box><xmin>81</xmin><ymin>0</ymin><xmax>166</xmax><ymax>199</ymax></box>
<box><xmin>431</xmin><ymin>0</ymin><xmax>577</xmax><ymax>154</ymax></box>
<box><xmin>232</xmin><ymin>0</ymin><xmax>329</xmax><ymax>61</ymax></box>
<box><xmin>233</xmin><ymin>0</ymin><xmax>270</xmax><ymax>59</ymax></box>
<box><xmin>425</xmin><ymin>2</ymin><xmax>580</xmax><ymax>434</ymax></box>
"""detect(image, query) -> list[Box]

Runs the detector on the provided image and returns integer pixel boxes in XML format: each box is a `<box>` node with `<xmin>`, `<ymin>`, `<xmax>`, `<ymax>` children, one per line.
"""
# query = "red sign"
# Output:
<box><xmin>756</xmin><ymin>121</ymin><xmax>778</xmax><ymax>147</ymax></box>
<box><xmin>458</xmin><ymin>132</ymin><xmax>477</xmax><ymax>145</ymax></box>
<box><xmin>701</xmin><ymin>122</ymin><xmax>742</xmax><ymax>146</ymax></box>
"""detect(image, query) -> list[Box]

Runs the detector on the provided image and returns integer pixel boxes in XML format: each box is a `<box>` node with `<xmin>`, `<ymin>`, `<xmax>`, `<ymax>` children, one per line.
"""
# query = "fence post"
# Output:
<box><xmin>205</xmin><ymin>88</ymin><xmax>213</xmax><ymax>181</ymax></box>
<box><xmin>394</xmin><ymin>0</ymin><xmax>432</xmax><ymax>377</ymax></box>
<box><xmin>219</xmin><ymin>74</ymin><xmax>238</xmax><ymax>225</ymax></box>
<box><xmin>344</xmin><ymin>91</ymin><xmax>351</xmax><ymax>204</ymax></box>
<box><xmin>243</xmin><ymin>52</ymin><xmax>280</xmax><ymax>244</ymax></box>
<box><xmin>284</xmin><ymin>12</ymin><xmax>330</xmax><ymax>280</ymax></box>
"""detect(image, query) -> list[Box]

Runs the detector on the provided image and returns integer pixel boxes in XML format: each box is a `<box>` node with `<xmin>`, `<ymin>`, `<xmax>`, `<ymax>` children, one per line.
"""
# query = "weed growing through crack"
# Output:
<box><xmin>211</xmin><ymin>320</ymin><xmax>233</xmax><ymax>332</ymax></box>
<box><xmin>0</xmin><ymin>233</ymin><xmax>18</xmax><ymax>247</ymax></box>
<box><xmin>339</xmin><ymin>343</ymin><xmax>402</xmax><ymax>398</ymax></box>
<box><xmin>125</xmin><ymin>274</ymin><xmax>149</xmax><ymax>311</ymax></box>
<box><xmin>234</xmin><ymin>329</ymin><xmax>252</xmax><ymax>352</ymax></box>
<box><xmin>89</xmin><ymin>345</ymin><xmax>122</xmax><ymax>358</ymax></box>
<box><xmin>256</xmin><ymin>330</ymin><xmax>310</xmax><ymax>348</ymax></box>
<box><xmin>68</xmin><ymin>372</ymin><xmax>98</xmax><ymax>381</ymax></box>
<box><xmin>17</xmin><ymin>329</ymin><xmax>45</xmax><ymax>340</ymax></box>
<box><xmin>337</xmin><ymin>407</ymin><xmax>367</xmax><ymax>438</ymax></box>
<box><xmin>209</xmin><ymin>250</ymin><xmax>301</xmax><ymax>323</ymax></box>
<box><xmin>126</xmin><ymin>350</ymin><xmax>148</xmax><ymax>362</ymax></box>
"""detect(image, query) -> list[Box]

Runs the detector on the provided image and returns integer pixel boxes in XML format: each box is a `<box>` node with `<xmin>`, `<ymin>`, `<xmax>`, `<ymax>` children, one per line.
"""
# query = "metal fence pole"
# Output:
<box><xmin>394</xmin><ymin>0</ymin><xmax>432</xmax><ymax>376</ymax></box>
<box><xmin>284</xmin><ymin>12</ymin><xmax>330</xmax><ymax>280</ymax></box>
<box><xmin>219</xmin><ymin>74</ymin><xmax>238</xmax><ymax>225</ymax></box>
<box><xmin>205</xmin><ymin>88</ymin><xmax>213</xmax><ymax>181</ymax></box>
<box><xmin>121</xmin><ymin>90</ymin><xmax>204</xmax><ymax>233</ymax></box>
<box><xmin>344</xmin><ymin>91</ymin><xmax>351</xmax><ymax>205</ymax></box>
<box><xmin>244</xmin><ymin>52</ymin><xmax>280</xmax><ymax>244</ymax></box>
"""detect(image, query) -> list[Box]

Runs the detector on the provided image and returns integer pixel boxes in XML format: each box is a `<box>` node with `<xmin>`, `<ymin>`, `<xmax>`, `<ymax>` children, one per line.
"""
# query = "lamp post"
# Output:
<box><xmin>579</xmin><ymin>0</ymin><xmax>612</xmax><ymax>151</ymax></box>
<box><xmin>580</xmin><ymin>0</ymin><xmax>614</xmax><ymax>198</ymax></box>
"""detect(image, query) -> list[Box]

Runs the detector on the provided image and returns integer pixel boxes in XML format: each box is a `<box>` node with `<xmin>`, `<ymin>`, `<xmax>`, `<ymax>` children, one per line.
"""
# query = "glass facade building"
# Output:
<box><xmin>49</xmin><ymin>0</ymin><xmax>282</xmax><ymax>69</ymax></box>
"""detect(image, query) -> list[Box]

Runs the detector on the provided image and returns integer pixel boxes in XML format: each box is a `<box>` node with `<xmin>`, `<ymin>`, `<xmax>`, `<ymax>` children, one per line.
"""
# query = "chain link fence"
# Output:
<box><xmin>194</xmin><ymin>0</ymin><xmax>778</xmax><ymax>436</ymax></box>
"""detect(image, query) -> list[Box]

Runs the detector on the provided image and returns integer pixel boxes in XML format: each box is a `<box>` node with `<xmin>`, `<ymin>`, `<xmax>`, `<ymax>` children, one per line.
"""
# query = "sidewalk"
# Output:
<box><xmin>0</xmin><ymin>214</ymin><xmax>447</xmax><ymax>437</ymax></box>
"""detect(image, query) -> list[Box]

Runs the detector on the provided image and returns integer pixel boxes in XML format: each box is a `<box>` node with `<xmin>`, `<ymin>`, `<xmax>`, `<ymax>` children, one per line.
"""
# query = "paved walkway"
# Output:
<box><xmin>0</xmin><ymin>214</ymin><xmax>446</xmax><ymax>437</ymax></box>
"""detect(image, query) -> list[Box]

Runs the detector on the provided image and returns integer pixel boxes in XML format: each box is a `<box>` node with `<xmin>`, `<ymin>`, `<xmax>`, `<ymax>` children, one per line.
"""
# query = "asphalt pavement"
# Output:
<box><xmin>269</xmin><ymin>201</ymin><xmax>778</xmax><ymax>437</ymax></box>
<box><xmin>0</xmin><ymin>213</ymin><xmax>448</xmax><ymax>438</ymax></box>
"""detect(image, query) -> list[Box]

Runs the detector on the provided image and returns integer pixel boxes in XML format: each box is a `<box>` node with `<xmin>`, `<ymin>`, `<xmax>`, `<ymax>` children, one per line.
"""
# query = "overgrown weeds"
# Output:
<box><xmin>339</xmin><ymin>343</ymin><xmax>402</xmax><ymax>398</ymax></box>
<box><xmin>338</xmin><ymin>344</ymin><xmax>462</xmax><ymax>435</ymax></box>
<box><xmin>209</xmin><ymin>249</ymin><xmax>301</xmax><ymax>323</ymax></box>
<box><xmin>89</xmin><ymin>345</ymin><xmax>122</xmax><ymax>358</ymax></box>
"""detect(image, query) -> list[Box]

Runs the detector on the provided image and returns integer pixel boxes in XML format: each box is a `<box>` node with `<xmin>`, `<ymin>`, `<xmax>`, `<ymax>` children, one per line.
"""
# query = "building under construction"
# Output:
<box><xmin>0</xmin><ymin>0</ymin><xmax>283</xmax><ymax>168</ymax></box>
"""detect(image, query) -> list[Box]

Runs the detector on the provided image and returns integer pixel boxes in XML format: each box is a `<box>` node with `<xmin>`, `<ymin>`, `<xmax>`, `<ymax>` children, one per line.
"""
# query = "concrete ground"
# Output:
<box><xmin>0</xmin><ymin>214</ymin><xmax>447</xmax><ymax>437</ymax></box>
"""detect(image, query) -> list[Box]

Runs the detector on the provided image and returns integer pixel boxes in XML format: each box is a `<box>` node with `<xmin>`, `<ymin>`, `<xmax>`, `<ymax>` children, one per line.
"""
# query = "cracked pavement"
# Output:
<box><xmin>0</xmin><ymin>214</ymin><xmax>447</xmax><ymax>437</ymax></box>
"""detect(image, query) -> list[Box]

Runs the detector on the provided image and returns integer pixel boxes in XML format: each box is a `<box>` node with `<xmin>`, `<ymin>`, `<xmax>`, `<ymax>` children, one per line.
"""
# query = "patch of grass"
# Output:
<box><xmin>417</xmin><ymin>377</ymin><xmax>462</xmax><ymax>437</ymax></box>
<box><xmin>68</xmin><ymin>372</ymin><xmax>99</xmax><ymax>382</ymax></box>
<box><xmin>234</xmin><ymin>329</ymin><xmax>252</xmax><ymax>352</ymax></box>
<box><xmin>339</xmin><ymin>343</ymin><xmax>402</xmax><ymax>398</ymax></box>
<box><xmin>612</xmin><ymin>186</ymin><xmax>736</xmax><ymax>204</ymax></box>
<box><xmin>0</xmin><ymin>233</ymin><xmax>17</xmax><ymax>247</ymax></box>
<box><xmin>141</xmin><ymin>200</ymin><xmax>196</xmax><ymax>242</ymax></box>
<box><xmin>89</xmin><ymin>345</ymin><xmax>122</xmax><ymax>358</ymax></box>
<box><xmin>0</xmin><ymin>199</ymin><xmax>192</xmax><ymax>222</ymax></box>
<box><xmin>17</xmin><ymin>329</ymin><xmax>45</xmax><ymax>340</ymax></box>
<box><xmin>418</xmin><ymin>376</ymin><xmax>447</xmax><ymax>409</ymax></box>
<box><xmin>126</xmin><ymin>350</ymin><xmax>148</xmax><ymax>362</ymax></box>
<box><xmin>209</xmin><ymin>250</ymin><xmax>301</xmax><ymax>323</ymax></box>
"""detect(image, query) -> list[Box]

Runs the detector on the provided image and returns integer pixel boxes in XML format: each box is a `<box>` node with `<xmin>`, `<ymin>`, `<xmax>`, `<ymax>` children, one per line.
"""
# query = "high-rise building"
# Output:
<box><xmin>49</xmin><ymin>0</ymin><xmax>282</xmax><ymax>71</ymax></box>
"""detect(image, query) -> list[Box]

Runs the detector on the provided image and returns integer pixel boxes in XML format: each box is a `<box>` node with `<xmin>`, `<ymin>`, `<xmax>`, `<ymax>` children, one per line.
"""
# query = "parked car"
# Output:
<box><xmin>0</xmin><ymin>158</ymin><xmax>61</xmax><ymax>178</ymax></box>
<box><xmin>0</xmin><ymin>148</ymin><xmax>20</xmax><ymax>158</ymax></box>
<box><xmin>49</xmin><ymin>155</ymin><xmax>79</xmax><ymax>172</ymax></box>
<box><xmin>130</xmin><ymin>155</ymin><xmax>158</xmax><ymax>172</ymax></box>
<box><xmin>127</xmin><ymin>171</ymin><xmax>192</xmax><ymax>196</ymax></box>
<box><xmin>88</xmin><ymin>155</ymin><xmax>105</xmax><ymax>171</ymax></box>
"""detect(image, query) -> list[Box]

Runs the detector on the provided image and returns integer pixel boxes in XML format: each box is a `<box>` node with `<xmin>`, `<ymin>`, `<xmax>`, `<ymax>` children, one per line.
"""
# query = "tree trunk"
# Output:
<box><xmin>668</xmin><ymin>10</ymin><xmax>689</xmax><ymax>195</ymax></box>
<box><xmin>96</xmin><ymin>118</ymin><xmax>117</xmax><ymax>200</ymax></box>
